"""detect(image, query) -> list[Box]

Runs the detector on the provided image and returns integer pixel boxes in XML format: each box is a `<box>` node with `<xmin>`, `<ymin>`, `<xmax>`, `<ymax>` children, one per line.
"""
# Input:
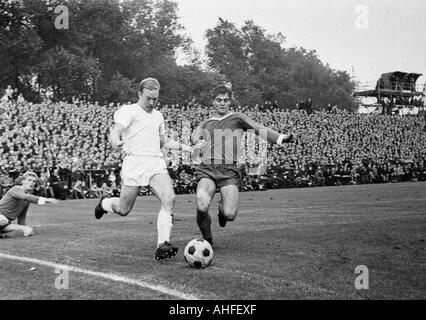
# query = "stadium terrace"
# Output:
<box><xmin>0</xmin><ymin>99</ymin><xmax>425</xmax><ymax>199</ymax></box>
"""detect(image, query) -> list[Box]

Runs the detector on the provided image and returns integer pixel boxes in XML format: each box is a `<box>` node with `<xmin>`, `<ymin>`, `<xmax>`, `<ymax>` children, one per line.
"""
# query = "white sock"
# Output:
<box><xmin>157</xmin><ymin>210</ymin><xmax>173</xmax><ymax>246</ymax></box>
<box><xmin>101</xmin><ymin>198</ymin><xmax>119</xmax><ymax>214</ymax></box>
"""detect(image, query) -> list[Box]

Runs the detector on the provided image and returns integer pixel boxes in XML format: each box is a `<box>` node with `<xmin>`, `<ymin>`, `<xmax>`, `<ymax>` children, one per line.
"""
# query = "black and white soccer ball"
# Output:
<box><xmin>184</xmin><ymin>238</ymin><xmax>214</xmax><ymax>269</ymax></box>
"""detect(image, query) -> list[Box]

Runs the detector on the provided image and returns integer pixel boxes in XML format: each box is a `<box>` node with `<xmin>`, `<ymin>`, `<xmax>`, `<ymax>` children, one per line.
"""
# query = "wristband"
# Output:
<box><xmin>277</xmin><ymin>134</ymin><xmax>286</xmax><ymax>146</ymax></box>
<box><xmin>38</xmin><ymin>197</ymin><xmax>47</xmax><ymax>205</ymax></box>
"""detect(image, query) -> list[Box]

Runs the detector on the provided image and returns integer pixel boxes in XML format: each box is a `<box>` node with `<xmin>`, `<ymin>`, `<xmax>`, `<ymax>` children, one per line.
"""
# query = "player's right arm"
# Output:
<box><xmin>192</xmin><ymin>120</ymin><xmax>212</xmax><ymax>145</ymax></box>
<box><xmin>192</xmin><ymin>124</ymin><xmax>209</xmax><ymax>146</ymax></box>
<box><xmin>111</xmin><ymin>106</ymin><xmax>132</xmax><ymax>149</ymax></box>
<box><xmin>190</xmin><ymin>123</ymin><xmax>210</xmax><ymax>157</ymax></box>
<box><xmin>109</xmin><ymin>123</ymin><xmax>125</xmax><ymax>149</ymax></box>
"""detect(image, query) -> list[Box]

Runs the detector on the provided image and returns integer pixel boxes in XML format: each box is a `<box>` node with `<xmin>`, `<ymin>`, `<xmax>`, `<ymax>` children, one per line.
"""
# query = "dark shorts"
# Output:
<box><xmin>196</xmin><ymin>163</ymin><xmax>242</xmax><ymax>189</ymax></box>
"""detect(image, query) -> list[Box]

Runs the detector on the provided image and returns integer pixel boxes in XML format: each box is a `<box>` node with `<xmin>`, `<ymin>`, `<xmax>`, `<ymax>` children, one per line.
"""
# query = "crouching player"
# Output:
<box><xmin>0</xmin><ymin>171</ymin><xmax>58</xmax><ymax>238</ymax></box>
<box><xmin>194</xmin><ymin>84</ymin><xmax>295</xmax><ymax>246</ymax></box>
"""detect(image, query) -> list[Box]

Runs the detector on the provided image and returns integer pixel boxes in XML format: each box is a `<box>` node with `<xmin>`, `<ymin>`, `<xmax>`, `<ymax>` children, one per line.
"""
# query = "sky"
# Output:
<box><xmin>176</xmin><ymin>0</ymin><xmax>426</xmax><ymax>88</ymax></box>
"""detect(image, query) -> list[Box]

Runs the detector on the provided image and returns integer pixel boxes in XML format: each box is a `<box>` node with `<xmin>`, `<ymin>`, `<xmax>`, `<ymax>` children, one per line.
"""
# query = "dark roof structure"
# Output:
<box><xmin>354</xmin><ymin>71</ymin><xmax>424</xmax><ymax>98</ymax></box>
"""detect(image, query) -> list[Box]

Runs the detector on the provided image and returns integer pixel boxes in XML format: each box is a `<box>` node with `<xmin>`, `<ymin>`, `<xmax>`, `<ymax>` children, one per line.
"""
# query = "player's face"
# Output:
<box><xmin>213</xmin><ymin>93</ymin><xmax>231</xmax><ymax>116</ymax></box>
<box><xmin>140</xmin><ymin>88</ymin><xmax>159</xmax><ymax>111</ymax></box>
<box><xmin>22</xmin><ymin>176</ymin><xmax>37</xmax><ymax>192</ymax></box>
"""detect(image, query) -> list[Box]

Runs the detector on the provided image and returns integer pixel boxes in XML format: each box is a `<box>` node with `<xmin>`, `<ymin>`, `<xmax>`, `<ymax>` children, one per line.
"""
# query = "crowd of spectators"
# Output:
<box><xmin>0</xmin><ymin>94</ymin><xmax>425</xmax><ymax>199</ymax></box>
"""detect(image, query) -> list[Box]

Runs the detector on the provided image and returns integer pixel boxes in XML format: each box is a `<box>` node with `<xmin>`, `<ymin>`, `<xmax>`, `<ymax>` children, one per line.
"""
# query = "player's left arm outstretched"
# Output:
<box><xmin>9</xmin><ymin>188</ymin><xmax>59</xmax><ymax>208</ymax></box>
<box><xmin>236</xmin><ymin>112</ymin><xmax>295</xmax><ymax>145</ymax></box>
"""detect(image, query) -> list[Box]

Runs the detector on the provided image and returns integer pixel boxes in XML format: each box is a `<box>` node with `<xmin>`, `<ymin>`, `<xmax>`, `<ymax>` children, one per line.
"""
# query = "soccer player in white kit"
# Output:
<box><xmin>94</xmin><ymin>78</ymin><xmax>205</xmax><ymax>260</ymax></box>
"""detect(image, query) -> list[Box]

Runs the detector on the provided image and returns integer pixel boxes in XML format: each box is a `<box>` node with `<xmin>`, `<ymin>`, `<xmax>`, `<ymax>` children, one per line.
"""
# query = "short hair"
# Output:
<box><xmin>15</xmin><ymin>171</ymin><xmax>38</xmax><ymax>185</ymax></box>
<box><xmin>211</xmin><ymin>84</ymin><xmax>233</xmax><ymax>100</ymax></box>
<box><xmin>138</xmin><ymin>78</ymin><xmax>160</xmax><ymax>92</ymax></box>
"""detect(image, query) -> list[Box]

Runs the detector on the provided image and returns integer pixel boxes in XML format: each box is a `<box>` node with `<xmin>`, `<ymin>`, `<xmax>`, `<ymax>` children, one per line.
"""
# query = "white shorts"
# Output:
<box><xmin>121</xmin><ymin>155</ymin><xmax>169</xmax><ymax>187</ymax></box>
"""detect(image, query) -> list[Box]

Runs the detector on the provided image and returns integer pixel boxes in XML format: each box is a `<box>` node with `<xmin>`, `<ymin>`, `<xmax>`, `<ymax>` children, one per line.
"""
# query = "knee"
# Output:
<box><xmin>117</xmin><ymin>207</ymin><xmax>131</xmax><ymax>216</ymax></box>
<box><xmin>117</xmin><ymin>202</ymin><xmax>132</xmax><ymax>216</ymax></box>
<box><xmin>196</xmin><ymin>194</ymin><xmax>211</xmax><ymax>212</ymax></box>
<box><xmin>165</xmin><ymin>193</ymin><xmax>176</xmax><ymax>206</ymax></box>
<box><xmin>0</xmin><ymin>215</ymin><xmax>9</xmax><ymax>228</ymax></box>
<box><xmin>23</xmin><ymin>226</ymin><xmax>34</xmax><ymax>237</ymax></box>
<box><xmin>223</xmin><ymin>207</ymin><xmax>238</xmax><ymax>221</ymax></box>
<box><xmin>160</xmin><ymin>193</ymin><xmax>176</xmax><ymax>209</ymax></box>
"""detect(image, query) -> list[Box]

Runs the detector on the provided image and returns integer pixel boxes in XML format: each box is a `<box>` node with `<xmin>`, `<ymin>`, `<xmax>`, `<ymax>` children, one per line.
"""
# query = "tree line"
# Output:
<box><xmin>0</xmin><ymin>0</ymin><xmax>356</xmax><ymax>110</ymax></box>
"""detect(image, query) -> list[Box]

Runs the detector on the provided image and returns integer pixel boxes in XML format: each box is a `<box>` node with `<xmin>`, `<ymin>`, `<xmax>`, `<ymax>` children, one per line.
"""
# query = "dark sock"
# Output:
<box><xmin>196</xmin><ymin>209</ymin><xmax>212</xmax><ymax>239</ymax></box>
<box><xmin>218</xmin><ymin>200</ymin><xmax>224</xmax><ymax>216</ymax></box>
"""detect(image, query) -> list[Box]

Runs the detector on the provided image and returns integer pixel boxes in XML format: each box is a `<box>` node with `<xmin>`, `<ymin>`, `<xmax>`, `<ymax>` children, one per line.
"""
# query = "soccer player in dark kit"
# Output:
<box><xmin>0</xmin><ymin>171</ymin><xmax>58</xmax><ymax>238</ymax></box>
<box><xmin>194</xmin><ymin>84</ymin><xmax>295</xmax><ymax>245</ymax></box>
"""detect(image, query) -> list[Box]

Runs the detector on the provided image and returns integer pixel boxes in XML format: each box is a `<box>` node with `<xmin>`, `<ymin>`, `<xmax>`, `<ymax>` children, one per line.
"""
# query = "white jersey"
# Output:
<box><xmin>114</xmin><ymin>104</ymin><xmax>166</xmax><ymax>157</ymax></box>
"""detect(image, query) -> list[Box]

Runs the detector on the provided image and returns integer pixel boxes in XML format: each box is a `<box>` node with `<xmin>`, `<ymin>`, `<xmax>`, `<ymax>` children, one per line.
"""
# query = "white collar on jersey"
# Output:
<box><xmin>209</xmin><ymin>112</ymin><xmax>234</xmax><ymax>121</ymax></box>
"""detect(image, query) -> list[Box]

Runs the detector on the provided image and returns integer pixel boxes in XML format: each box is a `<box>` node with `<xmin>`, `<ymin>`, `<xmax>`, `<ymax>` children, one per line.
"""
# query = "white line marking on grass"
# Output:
<box><xmin>0</xmin><ymin>252</ymin><xmax>200</xmax><ymax>300</ymax></box>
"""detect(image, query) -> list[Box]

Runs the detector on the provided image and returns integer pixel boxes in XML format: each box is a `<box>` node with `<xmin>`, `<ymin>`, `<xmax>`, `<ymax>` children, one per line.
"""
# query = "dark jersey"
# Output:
<box><xmin>0</xmin><ymin>186</ymin><xmax>39</xmax><ymax>221</ymax></box>
<box><xmin>196</xmin><ymin>112</ymin><xmax>281</xmax><ymax>164</ymax></box>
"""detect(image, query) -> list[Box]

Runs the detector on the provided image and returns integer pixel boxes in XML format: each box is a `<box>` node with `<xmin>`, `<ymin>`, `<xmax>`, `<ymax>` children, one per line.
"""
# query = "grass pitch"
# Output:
<box><xmin>1</xmin><ymin>182</ymin><xmax>425</xmax><ymax>299</ymax></box>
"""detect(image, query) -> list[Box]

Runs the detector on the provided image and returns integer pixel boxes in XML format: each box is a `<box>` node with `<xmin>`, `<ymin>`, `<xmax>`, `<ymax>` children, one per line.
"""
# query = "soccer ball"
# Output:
<box><xmin>184</xmin><ymin>238</ymin><xmax>214</xmax><ymax>269</ymax></box>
